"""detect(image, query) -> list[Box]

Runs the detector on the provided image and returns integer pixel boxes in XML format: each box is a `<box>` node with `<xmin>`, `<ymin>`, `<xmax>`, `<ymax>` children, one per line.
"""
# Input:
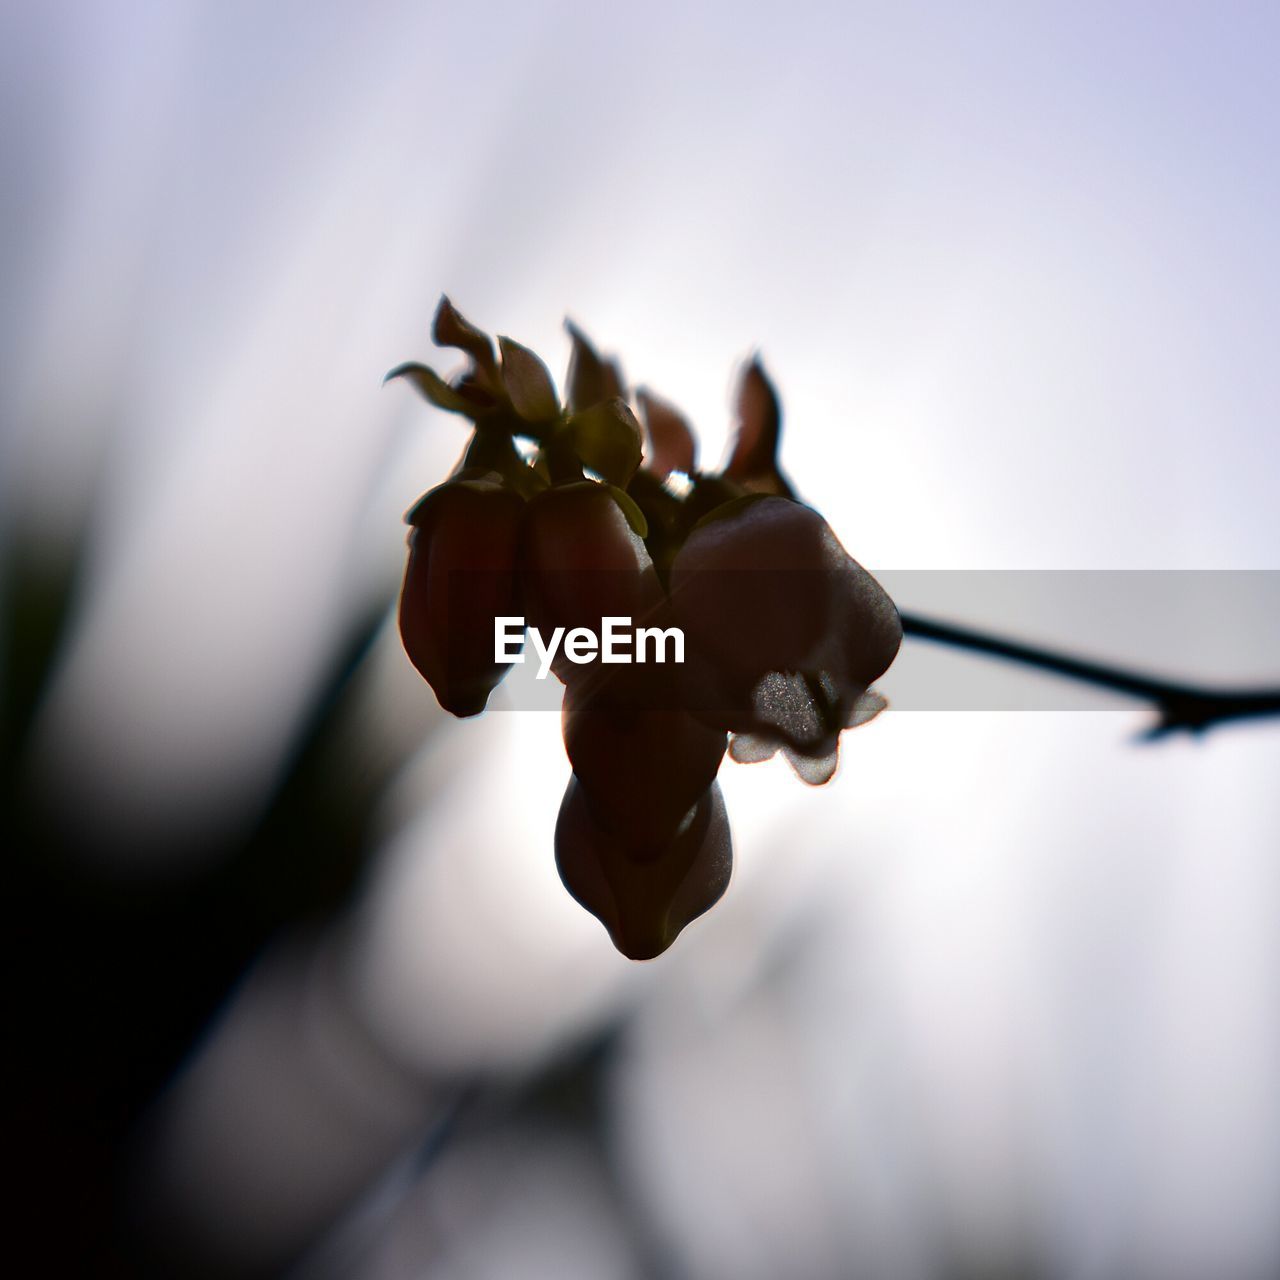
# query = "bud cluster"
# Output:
<box><xmin>392</xmin><ymin>298</ymin><xmax>901</xmax><ymax>958</ymax></box>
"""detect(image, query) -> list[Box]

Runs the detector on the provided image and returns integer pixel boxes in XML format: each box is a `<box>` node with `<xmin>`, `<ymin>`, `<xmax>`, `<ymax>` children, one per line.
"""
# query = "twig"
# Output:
<box><xmin>899</xmin><ymin>611</ymin><xmax>1280</xmax><ymax>738</ymax></box>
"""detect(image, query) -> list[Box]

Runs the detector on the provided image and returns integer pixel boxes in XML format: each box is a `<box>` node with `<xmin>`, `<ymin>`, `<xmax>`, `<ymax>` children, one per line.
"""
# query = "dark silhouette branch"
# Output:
<box><xmin>899</xmin><ymin>611</ymin><xmax>1280</xmax><ymax>738</ymax></box>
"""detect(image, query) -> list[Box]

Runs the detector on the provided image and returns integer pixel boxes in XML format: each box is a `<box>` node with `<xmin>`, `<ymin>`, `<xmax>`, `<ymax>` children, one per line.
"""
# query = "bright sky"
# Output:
<box><xmin>3</xmin><ymin>3</ymin><xmax>1279</xmax><ymax>1274</ymax></box>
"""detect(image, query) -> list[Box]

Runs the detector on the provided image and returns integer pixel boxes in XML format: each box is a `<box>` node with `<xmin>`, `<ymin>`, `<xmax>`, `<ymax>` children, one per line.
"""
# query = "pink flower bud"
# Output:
<box><xmin>398</xmin><ymin>477</ymin><xmax>525</xmax><ymax>717</ymax></box>
<box><xmin>518</xmin><ymin>481</ymin><xmax>666</xmax><ymax>685</ymax></box>
<box><xmin>555</xmin><ymin>776</ymin><xmax>732</xmax><ymax>960</ymax></box>
<box><xmin>562</xmin><ymin>683</ymin><xmax>727</xmax><ymax>860</ymax></box>
<box><xmin>669</xmin><ymin>495</ymin><xmax>901</xmax><ymax>770</ymax></box>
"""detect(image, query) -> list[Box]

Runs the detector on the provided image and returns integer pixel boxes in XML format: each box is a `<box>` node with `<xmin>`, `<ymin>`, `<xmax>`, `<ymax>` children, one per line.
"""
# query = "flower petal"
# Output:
<box><xmin>384</xmin><ymin>362</ymin><xmax>478</xmax><ymax>416</ymax></box>
<box><xmin>724</xmin><ymin>356</ymin><xmax>793</xmax><ymax>496</ymax></box>
<box><xmin>637</xmin><ymin>387</ymin><xmax>696</xmax><ymax>478</ymax></box>
<box><xmin>564</xmin><ymin>320</ymin><xmax>625</xmax><ymax>413</ymax></box>
<box><xmin>499</xmin><ymin>335</ymin><xmax>561</xmax><ymax>423</ymax></box>
<box><xmin>433</xmin><ymin>295</ymin><xmax>498</xmax><ymax>384</ymax></box>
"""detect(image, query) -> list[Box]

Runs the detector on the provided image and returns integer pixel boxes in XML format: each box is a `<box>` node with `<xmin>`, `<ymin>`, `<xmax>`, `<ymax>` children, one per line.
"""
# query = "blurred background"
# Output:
<box><xmin>3</xmin><ymin>2</ymin><xmax>1279</xmax><ymax>1277</ymax></box>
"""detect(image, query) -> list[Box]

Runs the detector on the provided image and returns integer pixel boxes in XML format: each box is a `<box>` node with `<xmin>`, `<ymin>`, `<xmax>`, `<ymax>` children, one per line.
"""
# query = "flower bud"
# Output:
<box><xmin>555</xmin><ymin>776</ymin><xmax>732</xmax><ymax>960</ymax></box>
<box><xmin>398</xmin><ymin>476</ymin><xmax>525</xmax><ymax>717</ymax></box>
<box><xmin>518</xmin><ymin>481</ymin><xmax>666</xmax><ymax>685</ymax></box>
<box><xmin>669</xmin><ymin>495</ymin><xmax>901</xmax><ymax>772</ymax></box>
<box><xmin>562</xmin><ymin>683</ymin><xmax>727</xmax><ymax>861</ymax></box>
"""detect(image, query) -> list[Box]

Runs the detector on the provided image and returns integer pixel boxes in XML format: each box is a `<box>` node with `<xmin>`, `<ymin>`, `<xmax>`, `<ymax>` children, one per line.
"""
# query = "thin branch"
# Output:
<box><xmin>899</xmin><ymin>611</ymin><xmax>1280</xmax><ymax>738</ymax></box>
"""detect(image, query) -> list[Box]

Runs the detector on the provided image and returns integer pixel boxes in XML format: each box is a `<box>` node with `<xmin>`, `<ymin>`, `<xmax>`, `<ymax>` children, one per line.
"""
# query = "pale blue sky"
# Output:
<box><xmin>3</xmin><ymin>4</ymin><xmax>1279</xmax><ymax>1274</ymax></box>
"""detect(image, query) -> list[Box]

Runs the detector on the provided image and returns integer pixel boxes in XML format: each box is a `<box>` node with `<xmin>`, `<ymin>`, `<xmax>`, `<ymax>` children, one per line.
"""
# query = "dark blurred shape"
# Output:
<box><xmin>4</xmin><ymin>507</ymin><xmax>422</xmax><ymax>1275</ymax></box>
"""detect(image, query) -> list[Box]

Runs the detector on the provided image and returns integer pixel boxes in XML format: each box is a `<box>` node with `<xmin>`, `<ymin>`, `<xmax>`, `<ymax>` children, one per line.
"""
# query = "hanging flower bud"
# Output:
<box><xmin>389</xmin><ymin>298</ymin><xmax>908</xmax><ymax>955</ymax></box>
<box><xmin>398</xmin><ymin>475</ymin><xmax>525</xmax><ymax>717</ymax></box>
<box><xmin>669</xmin><ymin>495</ymin><xmax>901</xmax><ymax>780</ymax></box>
<box><xmin>518</xmin><ymin>480</ymin><xmax>666</xmax><ymax>686</ymax></box>
<box><xmin>562</xmin><ymin>682</ymin><xmax>727</xmax><ymax>861</ymax></box>
<box><xmin>555</xmin><ymin>776</ymin><xmax>732</xmax><ymax>960</ymax></box>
